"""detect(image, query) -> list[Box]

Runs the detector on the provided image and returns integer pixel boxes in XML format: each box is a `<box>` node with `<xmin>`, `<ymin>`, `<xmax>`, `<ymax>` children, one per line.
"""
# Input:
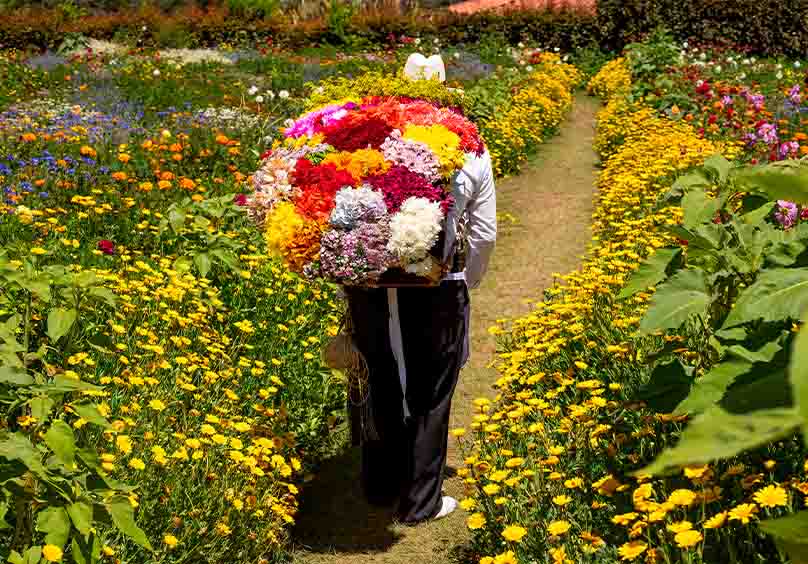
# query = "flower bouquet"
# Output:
<box><xmin>246</xmin><ymin>95</ymin><xmax>485</xmax><ymax>286</ymax></box>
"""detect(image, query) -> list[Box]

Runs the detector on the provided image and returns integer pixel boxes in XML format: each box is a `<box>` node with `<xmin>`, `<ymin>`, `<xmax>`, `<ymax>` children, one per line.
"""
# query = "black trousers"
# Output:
<box><xmin>345</xmin><ymin>281</ymin><xmax>470</xmax><ymax>523</ymax></box>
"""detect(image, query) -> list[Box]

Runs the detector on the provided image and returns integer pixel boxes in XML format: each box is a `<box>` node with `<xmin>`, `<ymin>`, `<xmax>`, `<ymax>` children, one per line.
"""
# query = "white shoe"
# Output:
<box><xmin>433</xmin><ymin>496</ymin><xmax>458</xmax><ymax>520</ymax></box>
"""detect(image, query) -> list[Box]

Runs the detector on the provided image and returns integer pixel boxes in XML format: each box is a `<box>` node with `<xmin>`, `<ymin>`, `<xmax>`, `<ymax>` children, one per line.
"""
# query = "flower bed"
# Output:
<box><xmin>455</xmin><ymin>59</ymin><xmax>808</xmax><ymax>564</ymax></box>
<box><xmin>0</xmin><ymin>45</ymin><xmax>583</xmax><ymax>563</ymax></box>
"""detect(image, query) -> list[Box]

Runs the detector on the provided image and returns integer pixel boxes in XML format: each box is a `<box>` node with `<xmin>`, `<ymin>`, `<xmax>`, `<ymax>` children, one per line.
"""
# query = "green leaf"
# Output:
<box><xmin>27</xmin><ymin>279</ymin><xmax>52</xmax><ymax>303</ymax></box>
<box><xmin>715</xmin><ymin>327</ymin><xmax>748</xmax><ymax>341</ymax></box>
<box><xmin>682</xmin><ymin>188</ymin><xmax>721</xmax><ymax>229</ymax></box>
<box><xmin>194</xmin><ymin>253</ymin><xmax>211</xmax><ymax>277</ymax></box>
<box><xmin>47</xmin><ymin>308</ymin><xmax>77</xmax><ymax>343</ymax></box>
<box><xmin>8</xmin><ymin>550</ymin><xmax>23</xmax><ymax>564</ymax></box>
<box><xmin>723</xmin><ymin>268</ymin><xmax>808</xmax><ymax>329</ymax></box>
<box><xmin>106</xmin><ymin>497</ymin><xmax>153</xmax><ymax>550</ymax></box>
<box><xmin>639</xmin><ymin>269</ymin><xmax>712</xmax><ymax>335</ymax></box>
<box><xmin>640</xmin><ymin>407</ymin><xmax>802</xmax><ymax>475</ymax></box>
<box><xmin>71</xmin><ymin>533</ymin><xmax>101</xmax><ymax>564</ymax></box>
<box><xmin>674</xmin><ymin>359</ymin><xmax>752</xmax><ymax>415</ymax></box>
<box><xmin>36</xmin><ymin>506</ymin><xmax>70</xmax><ymax>547</ymax></box>
<box><xmin>0</xmin><ymin>432</ymin><xmax>47</xmax><ymax>476</ymax></box>
<box><xmin>29</xmin><ymin>396</ymin><xmax>54</xmax><ymax>421</ymax></box>
<box><xmin>168</xmin><ymin>209</ymin><xmax>186</xmax><ymax>233</ymax></box>
<box><xmin>618</xmin><ymin>248</ymin><xmax>681</xmax><ymax>299</ymax></box>
<box><xmin>32</xmin><ymin>375</ymin><xmax>101</xmax><ymax>395</ymax></box>
<box><xmin>210</xmin><ymin>249</ymin><xmax>240</xmax><ymax>271</ymax></box>
<box><xmin>741</xmin><ymin>202</ymin><xmax>774</xmax><ymax>225</ymax></box>
<box><xmin>71</xmin><ymin>403</ymin><xmax>110</xmax><ymax>428</ymax></box>
<box><xmin>637</xmin><ymin>359</ymin><xmax>693</xmax><ymax>413</ymax></box>
<box><xmin>67</xmin><ymin>501</ymin><xmax>93</xmax><ymax>536</ymax></box>
<box><xmin>791</xmin><ymin>322</ymin><xmax>808</xmax><ymax>444</ymax></box>
<box><xmin>735</xmin><ymin>162</ymin><xmax>808</xmax><ymax>204</ymax></box>
<box><xmin>88</xmin><ymin>287</ymin><xmax>117</xmax><ymax>307</ymax></box>
<box><xmin>173</xmin><ymin>256</ymin><xmax>193</xmax><ymax>273</ymax></box>
<box><xmin>722</xmin><ymin>368</ymin><xmax>791</xmax><ymax>413</ymax></box>
<box><xmin>44</xmin><ymin>420</ymin><xmax>76</xmax><ymax>468</ymax></box>
<box><xmin>703</xmin><ymin>153</ymin><xmax>732</xmax><ymax>183</ymax></box>
<box><xmin>760</xmin><ymin>511</ymin><xmax>808</xmax><ymax>546</ymax></box>
<box><xmin>0</xmin><ymin>366</ymin><xmax>33</xmax><ymax>386</ymax></box>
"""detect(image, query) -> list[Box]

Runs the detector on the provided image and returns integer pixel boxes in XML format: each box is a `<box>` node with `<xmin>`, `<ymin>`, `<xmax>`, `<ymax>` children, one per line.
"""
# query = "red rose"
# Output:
<box><xmin>98</xmin><ymin>240</ymin><xmax>115</xmax><ymax>255</ymax></box>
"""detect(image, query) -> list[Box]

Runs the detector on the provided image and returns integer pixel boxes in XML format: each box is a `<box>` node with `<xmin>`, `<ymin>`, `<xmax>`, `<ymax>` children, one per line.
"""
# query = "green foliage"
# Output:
<box><xmin>624</xmin><ymin>26</ymin><xmax>680</xmax><ymax>99</ymax></box>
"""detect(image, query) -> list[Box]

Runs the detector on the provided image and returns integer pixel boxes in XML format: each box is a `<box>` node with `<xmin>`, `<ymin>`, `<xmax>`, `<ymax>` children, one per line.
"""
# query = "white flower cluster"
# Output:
<box><xmin>199</xmin><ymin>106</ymin><xmax>263</xmax><ymax>131</ymax></box>
<box><xmin>387</xmin><ymin>197</ymin><xmax>443</xmax><ymax>264</ymax></box>
<box><xmin>159</xmin><ymin>48</ymin><xmax>234</xmax><ymax>66</ymax></box>
<box><xmin>330</xmin><ymin>186</ymin><xmax>387</xmax><ymax>229</ymax></box>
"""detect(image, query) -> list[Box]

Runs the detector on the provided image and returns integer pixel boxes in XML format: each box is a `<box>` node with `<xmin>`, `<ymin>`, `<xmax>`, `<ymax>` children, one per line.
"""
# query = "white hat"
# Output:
<box><xmin>403</xmin><ymin>53</ymin><xmax>446</xmax><ymax>83</ymax></box>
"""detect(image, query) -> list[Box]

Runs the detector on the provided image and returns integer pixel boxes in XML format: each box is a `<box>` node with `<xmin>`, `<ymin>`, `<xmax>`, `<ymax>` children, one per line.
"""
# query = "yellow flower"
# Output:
<box><xmin>547</xmin><ymin>520</ymin><xmax>571</xmax><ymax>536</ymax></box>
<box><xmin>459</xmin><ymin>498</ymin><xmax>476</xmax><ymax>511</ymax></box>
<box><xmin>128</xmin><ymin>458</ymin><xmax>146</xmax><ymax>471</ymax></box>
<box><xmin>753</xmin><ymin>485</ymin><xmax>788</xmax><ymax>508</ymax></box>
<box><xmin>617</xmin><ymin>541</ymin><xmax>647</xmax><ymax>561</ymax></box>
<box><xmin>703</xmin><ymin>511</ymin><xmax>728</xmax><ymax>529</ymax></box>
<box><xmin>552</xmin><ymin>494</ymin><xmax>572</xmax><ymax>506</ymax></box>
<box><xmin>667</xmin><ymin>489</ymin><xmax>696</xmax><ymax>507</ymax></box>
<box><xmin>30</xmin><ymin>247</ymin><xmax>47</xmax><ymax>255</ymax></box>
<box><xmin>493</xmin><ymin>550</ymin><xmax>518</xmax><ymax>564</ymax></box>
<box><xmin>729</xmin><ymin>503</ymin><xmax>758</xmax><ymax>524</ymax></box>
<box><xmin>149</xmin><ymin>399</ymin><xmax>166</xmax><ymax>411</ymax></box>
<box><xmin>164</xmin><ymin>534</ymin><xmax>178</xmax><ymax>548</ymax></box>
<box><xmin>467</xmin><ymin>513</ymin><xmax>486</xmax><ymax>530</ymax></box>
<box><xmin>674</xmin><ymin>529</ymin><xmax>703</xmax><ymax>548</ymax></box>
<box><xmin>666</xmin><ymin>520</ymin><xmax>692</xmax><ymax>533</ymax></box>
<box><xmin>505</xmin><ymin>457</ymin><xmax>524</xmax><ymax>468</ymax></box>
<box><xmin>683</xmin><ymin>465</ymin><xmax>709</xmax><ymax>479</ymax></box>
<box><xmin>483</xmin><ymin>484</ymin><xmax>501</xmax><ymax>495</ymax></box>
<box><xmin>42</xmin><ymin>544</ymin><xmax>63</xmax><ymax>562</ymax></box>
<box><xmin>612</xmin><ymin>512</ymin><xmax>638</xmax><ymax>526</ymax></box>
<box><xmin>451</xmin><ymin>428</ymin><xmax>467</xmax><ymax>438</ymax></box>
<box><xmin>501</xmin><ymin>525</ymin><xmax>528</xmax><ymax>542</ymax></box>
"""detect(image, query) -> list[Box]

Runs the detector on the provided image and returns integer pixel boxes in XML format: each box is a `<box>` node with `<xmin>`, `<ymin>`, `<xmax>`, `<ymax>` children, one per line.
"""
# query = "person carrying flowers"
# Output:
<box><xmin>246</xmin><ymin>53</ymin><xmax>496</xmax><ymax>523</ymax></box>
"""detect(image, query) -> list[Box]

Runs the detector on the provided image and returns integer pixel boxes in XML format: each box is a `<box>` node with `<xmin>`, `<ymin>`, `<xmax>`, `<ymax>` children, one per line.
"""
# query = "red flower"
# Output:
<box><xmin>708</xmin><ymin>114</ymin><xmax>718</xmax><ymax>125</ymax></box>
<box><xmin>696</xmin><ymin>81</ymin><xmax>711</xmax><ymax>95</ymax></box>
<box><xmin>233</xmin><ymin>194</ymin><xmax>247</xmax><ymax>206</ymax></box>
<box><xmin>322</xmin><ymin>113</ymin><xmax>393</xmax><ymax>152</ymax></box>
<box><xmin>292</xmin><ymin>159</ymin><xmax>356</xmax><ymax>221</ymax></box>
<box><xmin>366</xmin><ymin>165</ymin><xmax>450</xmax><ymax>214</ymax></box>
<box><xmin>98</xmin><ymin>240</ymin><xmax>115</xmax><ymax>255</ymax></box>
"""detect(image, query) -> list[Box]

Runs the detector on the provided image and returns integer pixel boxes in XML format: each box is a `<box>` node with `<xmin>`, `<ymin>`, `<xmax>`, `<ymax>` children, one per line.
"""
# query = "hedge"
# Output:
<box><xmin>0</xmin><ymin>0</ymin><xmax>806</xmax><ymax>57</ymax></box>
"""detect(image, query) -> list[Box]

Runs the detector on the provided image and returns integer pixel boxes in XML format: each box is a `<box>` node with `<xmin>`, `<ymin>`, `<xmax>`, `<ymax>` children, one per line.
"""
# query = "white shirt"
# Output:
<box><xmin>450</xmin><ymin>150</ymin><xmax>497</xmax><ymax>289</ymax></box>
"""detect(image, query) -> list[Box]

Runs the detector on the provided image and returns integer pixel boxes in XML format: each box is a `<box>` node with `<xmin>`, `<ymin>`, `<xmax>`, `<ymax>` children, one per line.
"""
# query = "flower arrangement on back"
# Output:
<box><xmin>246</xmin><ymin>58</ymin><xmax>485</xmax><ymax>286</ymax></box>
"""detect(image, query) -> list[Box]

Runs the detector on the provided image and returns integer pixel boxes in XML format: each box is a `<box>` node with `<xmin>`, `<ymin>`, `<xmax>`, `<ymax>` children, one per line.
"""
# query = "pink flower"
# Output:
<box><xmin>233</xmin><ymin>193</ymin><xmax>248</xmax><ymax>206</ymax></box>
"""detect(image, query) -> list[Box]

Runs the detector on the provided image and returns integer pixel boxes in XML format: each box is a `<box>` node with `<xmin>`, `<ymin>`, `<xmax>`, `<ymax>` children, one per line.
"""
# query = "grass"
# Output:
<box><xmin>289</xmin><ymin>92</ymin><xmax>602</xmax><ymax>564</ymax></box>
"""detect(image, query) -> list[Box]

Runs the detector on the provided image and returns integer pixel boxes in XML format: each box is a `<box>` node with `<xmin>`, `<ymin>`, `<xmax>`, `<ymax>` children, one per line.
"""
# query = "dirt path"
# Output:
<box><xmin>291</xmin><ymin>93</ymin><xmax>600</xmax><ymax>564</ymax></box>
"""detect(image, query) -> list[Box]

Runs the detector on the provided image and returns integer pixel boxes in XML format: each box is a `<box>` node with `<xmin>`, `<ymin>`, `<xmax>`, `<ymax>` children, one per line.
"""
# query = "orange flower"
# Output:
<box><xmin>111</xmin><ymin>172</ymin><xmax>128</xmax><ymax>181</ymax></box>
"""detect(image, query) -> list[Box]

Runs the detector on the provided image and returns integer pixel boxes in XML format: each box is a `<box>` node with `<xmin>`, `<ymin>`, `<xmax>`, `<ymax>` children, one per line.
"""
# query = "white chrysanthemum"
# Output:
<box><xmin>387</xmin><ymin>197</ymin><xmax>443</xmax><ymax>264</ymax></box>
<box><xmin>330</xmin><ymin>185</ymin><xmax>387</xmax><ymax>229</ymax></box>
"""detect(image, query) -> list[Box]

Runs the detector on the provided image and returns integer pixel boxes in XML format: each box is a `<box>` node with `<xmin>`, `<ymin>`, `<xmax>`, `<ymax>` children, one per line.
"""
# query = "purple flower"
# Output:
<box><xmin>789</xmin><ymin>85</ymin><xmax>802</xmax><ymax>105</ymax></box>
<box><xmin>775</xmin><ymin>200</ymin><xmax>799</xmax><ymax>228</ymax></box>
<box><xmin>779</xmin><ymin>141</ymin><xmax>800</xmax><ymax>158</ymax></box>
<box><xmin>319</xmin><ymin>219</ymin><xmax>395</xmax><ymax>283</ymax></box>
<box><xmin>757</xmin><ymin>122</ymin><xmax>779</xmax><ymax>145</ymax></box>
<box><xmin>722</xmin><ymin>95</ymin><xmax>733</xmax><ymax>106</ymax></box>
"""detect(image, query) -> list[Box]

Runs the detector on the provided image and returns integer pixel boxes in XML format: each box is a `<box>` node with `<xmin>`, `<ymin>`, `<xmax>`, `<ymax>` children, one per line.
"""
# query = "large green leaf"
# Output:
<box><xmin>194</xmin><ymin>253</ymin><xmax>212</xmax><ymax>277</ymax></box>
<box><xmin>639</xmin><ymin>269</ymin><xmax>712</xmax><ymax>335</ymax></box>
<box><xmin>71</xmin><ymin>403</ymin><xmax>110</xmax><ymax>429</ymax></box>
<box><xmin>36</xmin><ymin>506</ymin><xmax>70</xmax><ymax>548</ymax></box>
<box><xmin>791</xmin><ymin>322</ymin><xmax>808</xmax><ymax>443</ymax></box>
<box><xmin>682</xmin><ymin>188</ymin><xmax>722</xmax><ymax>229</ymax></box>
<box><xmin>29</xmin><ymin>396</ymin><xmax>55</xmax><ymax>421</ymax></box>
<box><xmin>735</xmin><ymin>161</ymin><xmax>808</xmax><ymax>204</ymax></box>
<box><xmin>674</xmin><ymin>359</ymin><xmax>752</xmax><ymax>415</ymax></box>
<box><xmin>760</xmin><ymin>512</ymin><xmax>808</xmax><ymax>563</ymax></box>
<box><xmin>703</xmin><ymin>153</ymin><xmax>733</xmax><ymax>183</ymax></box>
<box><xmin>106</xmin><ymin>497</ymin><xmax>153</xmax><ymax>550</ymax></box>
<box><xmin>72</xmin><ymin>533</ymin><xmax>101</xmax><ymax>564</ymax></box>
<box><xmin>637</xmin><ymin>359</ymin><xmax>693</xmax><ymax>413</ymax></box>
<box><xmin>44</xmin><ymin>420</ymin><xmax>76</xmax><ymax>468</ymax></box>
<box><xmin>0</xmin><ymin>433</ymin><xmax>47</xmax><ymax>476</ymax></box>
<box><xmin>67</xmin><ymin>501</ymin><xmax>93</xmax><ymax>536</ymax></box>
<box><xmin>641</xmin><ymin>407</ymin><xmax>802</xmax><ymax>475</ymax></box>
<box><xmin>741</xmin><ymin>202</ymin><xmax>775</xmax><ymax>226</ymax></box>
<box><xmin>722</xmin><ymin>268</ymin><xmax>808</xmax><ymax>329</ymax></box>
<box><xmin>618</xmin><ymin>248</ymin><xmax>681</xmax><ymax>299</ymax></box>
<box><xmin>47</xmin><ymin>308</ymin><xmax>77</xmax><ymax>343</ymax></box>
<box><xmin>0</xmin><ymin>366</ymin><xmax>33</xmax><ymax>386</ymax></box>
